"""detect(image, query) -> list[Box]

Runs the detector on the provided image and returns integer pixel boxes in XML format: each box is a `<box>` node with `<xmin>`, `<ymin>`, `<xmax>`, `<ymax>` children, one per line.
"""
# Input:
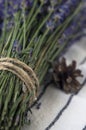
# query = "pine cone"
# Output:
<box><xmin>50</xmin><ymin>57</ymin><xmax>83</xmax><ymax>93</ymax></box>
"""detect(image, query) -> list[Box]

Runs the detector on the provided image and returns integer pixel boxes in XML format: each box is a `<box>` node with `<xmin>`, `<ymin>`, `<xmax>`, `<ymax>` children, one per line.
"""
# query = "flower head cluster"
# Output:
<box><xmin>45</xmin><ymin>0</ymin><xmax>81</xmax><ymax>31</ymax></box>
<box><xmin>58</xmin><ymin>6</ymin><xmax>86</xmax><ymax>45</ymax></box>
<box><xmin>0</xmin><ymin>0</ymin><xmax>33</xmax><ymax>30</ymax></box>
<box><xmin>0</xmin><ymin>0</ymin><xmax>33</xmax><ymax>18</ymax></box>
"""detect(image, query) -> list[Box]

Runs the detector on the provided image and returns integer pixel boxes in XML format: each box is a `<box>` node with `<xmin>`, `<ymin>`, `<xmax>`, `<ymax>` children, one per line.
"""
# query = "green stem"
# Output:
<box><xmin>1</xmin><ymin>0</ymin><xmax>8</xmax><ymax>44</ymax></box>
<box><xmin>35</xmin><ymin>3</ymin><xmax>82</xmax><ymax>83</ymax></box>
<box><xmin>22</xmin><ymin>5</ymin><xmax>26</xmax><ymax>49</ymax></box>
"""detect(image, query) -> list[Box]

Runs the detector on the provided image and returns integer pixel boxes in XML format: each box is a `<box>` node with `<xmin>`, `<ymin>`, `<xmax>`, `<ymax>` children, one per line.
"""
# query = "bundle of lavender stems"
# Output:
<box><xmin>0</xmin><ymin>0</ymin><xmax>86</xmax><ymax>129</ymax></box>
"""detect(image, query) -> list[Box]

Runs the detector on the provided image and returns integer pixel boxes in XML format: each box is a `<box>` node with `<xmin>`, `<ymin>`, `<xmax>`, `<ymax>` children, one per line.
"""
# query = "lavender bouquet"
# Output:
<box><xmin>0</xmin><ymin>0</ymin><xmax>86</xmax><ymax>129</ymax></box>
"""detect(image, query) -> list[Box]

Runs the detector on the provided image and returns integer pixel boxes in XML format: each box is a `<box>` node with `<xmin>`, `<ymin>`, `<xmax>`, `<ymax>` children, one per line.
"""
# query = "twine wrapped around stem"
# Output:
<box><xmin>0</xmin><ymin>57</ymin><xmax>39</xmax><ymax>130</ymax></box>
<box><xmin>0</xmin><ymin>57</ymin><xmax>39</xmax><ymax>104</ymax></box>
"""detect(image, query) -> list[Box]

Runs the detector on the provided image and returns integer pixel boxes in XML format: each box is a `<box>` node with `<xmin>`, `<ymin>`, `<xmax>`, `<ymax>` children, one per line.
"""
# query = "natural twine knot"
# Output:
<box><xmin>0</xmin><ymin>57</ymin><xmax>39</xmax><ymax>105</ymax></box>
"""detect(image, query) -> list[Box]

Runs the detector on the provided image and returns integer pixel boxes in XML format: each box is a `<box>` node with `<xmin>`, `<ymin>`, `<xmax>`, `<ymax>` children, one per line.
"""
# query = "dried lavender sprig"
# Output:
<box><xmin>0</xmin><ymin>0</ymin><xmax>83</xmax><ymax>92</ymax></box>
<box><xmin>7</xmin><ymin>80</ymin><xmax>21</xmax><ymax>128</ymax></box>
<box><xmin>1</xmin><ymin>77</ymin><xmax>15</xmax><ymax>122</ymax></box>
<box><xmin>0</xmin><ymin>77</ymin><xmax>7</xmax><ymax>112</ymax></box>
<box><xmin>36</xmin><ymin>4</ymin><xmax>81</xmax><ymax>83</ymax></box>
<box><xmin>15</xmin><ymin>0</ymin><xmax>38</xmax><ymax>48</ymax></box>
<box><xmin>0</xmin><ymin>74</ymin><xmax>12</xmax><ymax>127</ymax></box>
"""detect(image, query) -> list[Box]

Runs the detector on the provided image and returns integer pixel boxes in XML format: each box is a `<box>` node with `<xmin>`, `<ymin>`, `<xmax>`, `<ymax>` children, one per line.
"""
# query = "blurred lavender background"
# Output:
<box><xmin>0</xmin><ymin>0</ymin><xmax>86</xmax><ymax>50</ymax></box>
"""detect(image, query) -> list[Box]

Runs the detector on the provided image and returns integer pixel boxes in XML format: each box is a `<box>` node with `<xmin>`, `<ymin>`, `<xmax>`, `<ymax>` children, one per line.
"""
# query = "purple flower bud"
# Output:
<box><xmin>12</xmin><ymin>40</ymin><xmax>21</xmax><ymax>53</ymax></box>
<box><xmin>46</xmin><ymin>20</ymin><xmax>55</xmax><ymax>31</ymax></box>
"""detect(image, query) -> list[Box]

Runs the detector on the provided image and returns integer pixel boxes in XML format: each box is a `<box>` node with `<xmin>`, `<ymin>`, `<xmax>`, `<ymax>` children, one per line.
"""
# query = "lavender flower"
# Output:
<box><xmin>0</xmin><ymin>0</ymin><xmax>33</xmax><ymax>31</ymax></box>
<box><xmin>58</xmin><ymin>6</ymin><xmax>86</xmax><ymax>46</ymax></box>
<box><xmin>38</xmin><ymin>0</ymin><xmax>81</xmax><ymax>32</ymax></box>
<box><xmin>0</xmin><ymin>0</ymin><xmax>33</xmax><ymax>19</ymax></box>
